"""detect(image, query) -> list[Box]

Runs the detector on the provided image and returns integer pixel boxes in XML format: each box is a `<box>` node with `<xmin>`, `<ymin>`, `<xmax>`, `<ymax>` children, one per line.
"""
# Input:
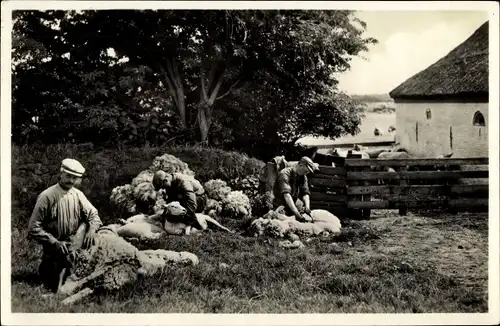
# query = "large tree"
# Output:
<box><xmin>12</xmin><ymin>9</ymin><xmax>377</xmax><ymax>154</ymax></box>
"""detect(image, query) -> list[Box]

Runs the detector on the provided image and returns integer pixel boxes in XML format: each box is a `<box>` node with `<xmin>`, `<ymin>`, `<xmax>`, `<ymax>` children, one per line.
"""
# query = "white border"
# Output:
<box><xmin>2</xmin><ymin>1</ymin><xmax>499</xmax><ymax>326</ymax></box>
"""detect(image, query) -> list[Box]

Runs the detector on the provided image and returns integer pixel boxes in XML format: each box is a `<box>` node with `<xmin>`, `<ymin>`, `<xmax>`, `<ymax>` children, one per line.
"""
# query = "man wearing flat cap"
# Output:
<box><xmin>28</xmin><ymin>158</ymin><xmax>103</xmax><ymax>292</ymax></box>
<box><xmin>273</xmin><ymin>156</ymin><xmax>319</xmax><ymax>221</ymax></box>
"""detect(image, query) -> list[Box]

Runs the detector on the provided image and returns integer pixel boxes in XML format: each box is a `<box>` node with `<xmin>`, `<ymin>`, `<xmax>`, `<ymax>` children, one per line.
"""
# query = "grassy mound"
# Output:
<box><xmin>12</xmin><ymin>143</ymin><xmax>265</xmax><ymax>228</ymax></box>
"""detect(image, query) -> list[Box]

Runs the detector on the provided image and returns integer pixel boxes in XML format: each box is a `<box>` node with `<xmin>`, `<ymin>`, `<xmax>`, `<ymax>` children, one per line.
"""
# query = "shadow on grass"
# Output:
<box><xmin>332</xmin><ymin>225</ymin><xmax>382</xmax><ymax>243</ymax></box>
<box><xmin>11</xmin><ymin>270</ymin><xmax>42</xmax><ymax>287</ymax></box>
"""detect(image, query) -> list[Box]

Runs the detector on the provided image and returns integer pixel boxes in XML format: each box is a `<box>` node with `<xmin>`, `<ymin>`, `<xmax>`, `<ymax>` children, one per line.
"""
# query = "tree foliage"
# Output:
<box><xmin>12</xmin><ymin>9</ymin><xmax>377</xmax><ymax>159</ymax></box>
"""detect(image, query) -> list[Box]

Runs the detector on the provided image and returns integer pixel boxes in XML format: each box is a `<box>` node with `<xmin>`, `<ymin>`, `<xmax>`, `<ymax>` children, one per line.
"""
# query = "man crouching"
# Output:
<box><xmin>28</xmin><ymin>158</ymin><xmax>103</xmax><ymax>292</ymax></box>
<box><xmin>273</xmin><ymin>156</ymin><xmax>319</xmax><ymax>221</ymax></box>
<box><xmin>152</xmin><ymin>170</ymin><xmax>206</xmax><ymax>233</ymax></box>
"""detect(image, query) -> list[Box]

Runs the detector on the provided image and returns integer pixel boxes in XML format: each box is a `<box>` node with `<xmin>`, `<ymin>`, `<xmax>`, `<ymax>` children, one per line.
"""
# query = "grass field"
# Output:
<box><xmin>11</xmin><ymin>210</ymin><xmax>488</xmax><ymax>313</ymax></box>
<box><xmin>8</xmin><ymin>143</ymin><xmax>489</xmax><ymax>313</ymax></box>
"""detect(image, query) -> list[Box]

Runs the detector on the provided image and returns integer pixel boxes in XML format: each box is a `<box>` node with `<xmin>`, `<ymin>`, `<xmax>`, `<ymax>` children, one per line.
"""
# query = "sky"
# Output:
<box><xmin>337</xmin><ymin>10</ymin><xmax>489</xmax><ymax>96</ymax></box>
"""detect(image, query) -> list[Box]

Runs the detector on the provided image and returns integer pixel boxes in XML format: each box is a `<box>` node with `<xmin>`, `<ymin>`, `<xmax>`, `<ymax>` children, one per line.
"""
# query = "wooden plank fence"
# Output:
<box><xmin>308</xmin><ymin>157</ymin><xmax>489</xmax><ymax>218</ymax></box>
<box><xmin>310</xmin><ymin>140</ymin><xmax>396</xmax><ymax>149</ymax></box>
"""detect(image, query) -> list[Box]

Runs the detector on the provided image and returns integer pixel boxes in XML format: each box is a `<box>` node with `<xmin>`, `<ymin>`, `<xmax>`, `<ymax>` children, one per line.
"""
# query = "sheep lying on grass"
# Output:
<box><xmin>55</xmin><ymin>224</ymin><xmax>199</xmax><ymax>305</ymax></box>
<box><xmin>161</xmin><ymin>201</ymin><xmax>235</xmax><ymax>236</ymax></box>
<box><xmin>249</xmin><ymin>208</ymin><xmax>342</xmax><ymax>240</ymax></box>
<box><xmin>110</xmin><ymin>201</ymin><xmax>234</xmax><ymax>239</ymax></box>
<box><xmin>108</xmin><ymin>201</ymin><xmax>184</xmax><ymax>241</ymax></box>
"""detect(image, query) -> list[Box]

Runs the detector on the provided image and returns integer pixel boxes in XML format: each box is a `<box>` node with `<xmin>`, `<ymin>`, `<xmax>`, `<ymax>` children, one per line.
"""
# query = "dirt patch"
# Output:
<box><xmin>350</xmin><ymin>212</ymin><xmax>488</xmax><ymax>292</ymax></box>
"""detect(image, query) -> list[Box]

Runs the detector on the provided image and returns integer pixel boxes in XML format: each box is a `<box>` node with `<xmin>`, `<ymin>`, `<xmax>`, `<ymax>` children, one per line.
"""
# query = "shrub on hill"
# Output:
<box><xmin>11</xmin><ymin>143</ymin><xmax>265</xmax><ymax>227</ymax></box>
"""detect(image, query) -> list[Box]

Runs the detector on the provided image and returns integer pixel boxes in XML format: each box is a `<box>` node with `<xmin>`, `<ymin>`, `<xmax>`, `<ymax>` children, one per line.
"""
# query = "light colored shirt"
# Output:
<box><xmin>28</xmin><ymin>183</ymin><xmax>102</xmax><ymax>246</ymax></box>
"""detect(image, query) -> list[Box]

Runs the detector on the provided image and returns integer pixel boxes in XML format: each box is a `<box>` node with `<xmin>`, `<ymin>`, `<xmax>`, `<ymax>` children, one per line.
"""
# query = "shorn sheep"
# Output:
<box><xmin>54</xmin><ymin>224</ymin><xmax>199</xmax><ymax>305</ymax></box>
<box><xmin>249</xmin><ymin>208</ymin><xmax>342</xmax><ymax>239</ymax></box>
<box><xmin>161</xmin><ymin>201</ymin><xmax>235</xmax><ymax>236</ymax></box>
<box><xmin>110</xmin><ymin>201</ymin><xmax>234</xmax><ymax>239</ymax></box>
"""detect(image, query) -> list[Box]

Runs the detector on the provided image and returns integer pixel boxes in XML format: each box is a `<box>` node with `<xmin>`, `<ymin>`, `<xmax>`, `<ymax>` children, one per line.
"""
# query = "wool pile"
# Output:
<box><xmin>110</xmin><ymin>154</ymin><xmax>200</xmax><ymax>216</ymax></box>
<box><xmin>58</xmin><ymin>225</ymin><xmax>199</xmax><ymax>305</ymax></box>
<box><xmin>110</xmin><ymin>153</ymin><xmax>253</xmax><ymax>227</ymax></box>
<box><xmin>203</xmin><ymin>179</ymin><xmax>252</xmax><ymax>219</ymax></box>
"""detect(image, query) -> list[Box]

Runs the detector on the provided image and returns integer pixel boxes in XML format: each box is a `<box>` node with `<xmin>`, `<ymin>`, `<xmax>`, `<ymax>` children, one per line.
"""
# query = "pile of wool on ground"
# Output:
<box><xmin>110</xmin><ymin>154</ymin><xmax>199</xmax><ymax>216</ymax></box>
<box><xmin>203</xmin><ymin>179</ymin><xmax>252</xmax><ymax>220</ymax></box>
<box><xmin>110</xmin><ymin>154</ymin><xmax>252</xmax><ymax>221</ymax></box>
<box><xmin>57</xmin><ymin>224</ymin><xmax>199</xmax><ymax>305</ymax></box>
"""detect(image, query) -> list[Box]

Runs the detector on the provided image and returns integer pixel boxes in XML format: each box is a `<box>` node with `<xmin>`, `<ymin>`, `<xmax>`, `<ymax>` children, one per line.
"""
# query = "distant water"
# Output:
<box><xmin>297</xmin><ymin>112</ymin><xmax>396</xmax><ymax>147</ymax></box>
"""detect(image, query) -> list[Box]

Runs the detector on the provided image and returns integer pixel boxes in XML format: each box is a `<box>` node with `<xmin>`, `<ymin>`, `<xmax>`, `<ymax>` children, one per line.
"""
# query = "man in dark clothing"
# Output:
<box><xmin>273</xmin><ymin>156</ymin><xmax>319</xmax><ymax>221</ymax></box>
<box><xmin>152</xmin><ymin>170</ymin><xmax>206</xmax><ymax>230</ymax></box>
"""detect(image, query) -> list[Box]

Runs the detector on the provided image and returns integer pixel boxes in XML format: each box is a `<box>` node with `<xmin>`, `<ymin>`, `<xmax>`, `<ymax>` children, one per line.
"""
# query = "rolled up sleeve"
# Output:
<box><xmin>277</xmin><ymin>171</ymin><xmax>292</xmax><ymax>195</ymax></box>
<box><xmin>28</xmin><ymin>195</ymin><xmax>58</xmax><ymax>245</ymax></box>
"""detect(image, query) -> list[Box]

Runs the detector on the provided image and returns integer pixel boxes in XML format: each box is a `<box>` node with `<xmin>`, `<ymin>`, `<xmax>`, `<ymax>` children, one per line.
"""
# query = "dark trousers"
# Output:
<box><xmin>38</xmin><ymin>248</ymin><xmax>72</xmax><ymax>293</ymax></box>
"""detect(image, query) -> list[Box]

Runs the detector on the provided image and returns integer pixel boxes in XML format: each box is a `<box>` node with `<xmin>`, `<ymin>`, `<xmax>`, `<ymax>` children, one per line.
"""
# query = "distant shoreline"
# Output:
<box><xmin>298</xmin><ymin>111</ymin><xmax>396</xmax><ymax>147</ymax></box>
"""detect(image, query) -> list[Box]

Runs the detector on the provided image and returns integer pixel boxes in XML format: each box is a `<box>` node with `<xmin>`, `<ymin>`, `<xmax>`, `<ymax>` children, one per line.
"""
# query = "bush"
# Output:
<box><xmin>12</xmin><ymin>143</ymin><xmax>265</xmax><ymax>227</ymax></box>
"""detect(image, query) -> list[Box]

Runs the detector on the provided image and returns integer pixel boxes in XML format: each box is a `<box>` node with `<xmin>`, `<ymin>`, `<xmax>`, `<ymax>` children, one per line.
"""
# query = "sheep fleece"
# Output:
<box><xmin>61</xmin><ymin>227</ymin><xmax>199</xmax><ymax>297</ymax></box>
<box><xmin>250</xmin><ymin>209</ymin><xmax>342</xmax><ymax>237</ymax></box>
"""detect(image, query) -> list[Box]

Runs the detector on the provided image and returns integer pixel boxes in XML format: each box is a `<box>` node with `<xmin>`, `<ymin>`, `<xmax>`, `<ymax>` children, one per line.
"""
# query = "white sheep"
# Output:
<box><xmin>109</xmin><ymin>202</ymin><xmax>186</xmax><ymax>240</ymax></box>
<box><xmin>161</xmin><ymin>201</ymin><xmax>235</xmax><ymax>235</ymax></box>
<box><xmin>112</xmin><ymin>201</ymin><xmax>235</xmax><ymax>239</ymax></box>
<box><xmin>249</xmin><ymin>208</ymin><xmax>342</xmax><ymax>239</ymax></box>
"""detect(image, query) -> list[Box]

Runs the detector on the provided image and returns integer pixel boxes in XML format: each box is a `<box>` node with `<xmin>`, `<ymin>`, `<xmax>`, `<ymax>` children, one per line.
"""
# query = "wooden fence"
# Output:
<box><xmin>308</xmin><ymin>157</ymin><xmax>489</xmax><ymax>218</ymax></box>
<box><xmin>311</xmin><ymin>140</ymin><xmax>395</xmax><ymax>149</ymax></box>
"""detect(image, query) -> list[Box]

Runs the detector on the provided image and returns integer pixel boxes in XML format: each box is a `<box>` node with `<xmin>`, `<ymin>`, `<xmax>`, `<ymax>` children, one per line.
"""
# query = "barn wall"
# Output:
<box><xmin>394</xmin><ymin>102</ymin><xmax>489</xmax><ymax>158</ymax></box>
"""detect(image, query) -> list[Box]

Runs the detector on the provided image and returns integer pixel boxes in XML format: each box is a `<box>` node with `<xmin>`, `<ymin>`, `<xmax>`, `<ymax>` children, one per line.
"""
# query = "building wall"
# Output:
<box><xmin>394</xmin><ymin>101</ymin><xmax>489</xmax><ymax>158</ymax></box>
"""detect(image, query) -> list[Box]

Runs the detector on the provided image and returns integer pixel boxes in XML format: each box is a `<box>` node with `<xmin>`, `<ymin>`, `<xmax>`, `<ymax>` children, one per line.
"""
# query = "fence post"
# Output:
<box><xmin>399</xmin><ymin>165</ymin><xmax>408</xmax><ymax>216</ymax></box>
<box><xmin>362</xmin><ymin>165</ymin><xmax>372</xmax><ymax>219</ymax></box>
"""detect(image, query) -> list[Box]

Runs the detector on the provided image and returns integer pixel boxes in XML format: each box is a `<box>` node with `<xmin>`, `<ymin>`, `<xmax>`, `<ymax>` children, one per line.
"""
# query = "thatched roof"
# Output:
<box><xmin>389</xmin><ymin>21</ymin><xmax>489</xmax><ymax>101</ymax></box>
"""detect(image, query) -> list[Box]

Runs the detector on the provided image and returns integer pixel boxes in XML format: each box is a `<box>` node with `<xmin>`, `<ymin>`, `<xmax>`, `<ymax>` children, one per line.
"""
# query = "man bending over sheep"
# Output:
<box><xmin>28</xmin><ymin>159</ymin><xmax>103</xmax><ymax>293</ymax></box>
<box><xmin>152</xmin><ymin>170</ymin><xmax>206</xmax><ymax>232</ymax></box>
<box><xmin>273</xmin><ymin>156</ymin><xmax>319</xmax><ymax>222</ymax></box>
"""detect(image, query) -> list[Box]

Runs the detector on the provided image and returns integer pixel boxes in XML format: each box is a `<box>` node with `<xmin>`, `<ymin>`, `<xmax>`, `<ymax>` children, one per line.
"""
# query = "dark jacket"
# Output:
<box><xmin>273</xmin><ymin>167</ymin><xmax>311</xmax><ymax>207</ymax></box>
<box><xmin>159</xmin><ymin>174</ymin><xmax>205</xmax><ymax>227</ymax></box>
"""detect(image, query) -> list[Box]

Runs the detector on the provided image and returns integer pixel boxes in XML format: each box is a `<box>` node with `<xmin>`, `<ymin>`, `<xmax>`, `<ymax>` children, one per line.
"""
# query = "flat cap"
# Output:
<box><xmin>299</xmin><ymin>156</ymin><xmax>320</xmax><ymax>173</ymax></box>
<box><xmin>61</xmin><ymin>158</ymin><xmax>85</xmax><ymax>177</ymax></box>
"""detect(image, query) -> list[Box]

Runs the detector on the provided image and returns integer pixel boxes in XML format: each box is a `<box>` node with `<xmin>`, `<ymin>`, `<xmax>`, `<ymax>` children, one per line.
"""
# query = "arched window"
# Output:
<box><xmin>426</xmin><ymin>108</ymin><xmax>432</xmax><ymax>120</ymax></box>
<box><xmin>473</xmin><ymin>111</ymin><xmax>485</xmax><ymax>126</ymax></box>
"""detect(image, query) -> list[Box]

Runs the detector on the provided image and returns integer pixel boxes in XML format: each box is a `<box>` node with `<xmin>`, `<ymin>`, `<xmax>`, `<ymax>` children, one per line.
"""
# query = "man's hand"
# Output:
<box><xmin>55</xmin><ymin>240</ymin><xmax>69</xmax><ymax>256</ymax></box>
<box><xmin>304</xmin><ymin>207</ymin><xmax>311</xmax><ymax>215</ymax></box>
<box><xmin>300</xmin><ymin>213</ymin><xmax>312</xmax><ymax>222</ymax></box>
<box><xmin>82</xmin><ymin>229</ymin><xmax>97</xmax><ymax>249</ymax></box>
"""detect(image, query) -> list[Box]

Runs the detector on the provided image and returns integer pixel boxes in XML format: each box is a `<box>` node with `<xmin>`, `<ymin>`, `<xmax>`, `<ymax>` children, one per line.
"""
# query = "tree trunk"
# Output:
<box><xmin>196</xmin><ymin>57</ymin><xmax>241</xmax><ymax>143</ymax></box>
<box><xmin>198</xmin><ymin>103</ymin><xmax>210</xmax><ymax>143</ymax></box>
<box><xmin>160</xmin><ymin>57</ymin><xmax>186</xmax><ymax>128</ymax></box>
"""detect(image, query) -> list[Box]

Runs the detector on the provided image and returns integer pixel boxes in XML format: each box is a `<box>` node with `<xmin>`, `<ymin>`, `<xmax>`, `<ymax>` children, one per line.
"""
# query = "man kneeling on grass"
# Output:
<box><xmin>28</xmin><ymin>158</ymin><xmax>103</xmax><ymax>293</ymax></box>
<box><xmin>273</xmin><ymin>156</ymin><xmax>320</xmax><ymax>221</ymax></box>
<box><xmin>152</xmin><ymin>170</ymin><xmax>207</xmax><ymax>233</ymax></box>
